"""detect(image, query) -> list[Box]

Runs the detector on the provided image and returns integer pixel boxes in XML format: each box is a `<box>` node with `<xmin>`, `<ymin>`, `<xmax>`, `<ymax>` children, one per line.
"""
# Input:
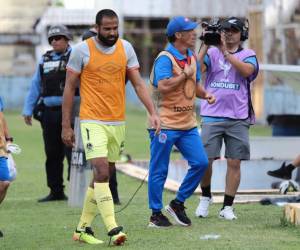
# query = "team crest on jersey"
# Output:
<box><xmin>86</xmin><ymin>142</ymin><xmax>93</xmax><ymax>152</ymax></box>
<box><xmin>158</xmin><ymin>133</ymin><xmax>167</xmax><ymax>143</ymax></box>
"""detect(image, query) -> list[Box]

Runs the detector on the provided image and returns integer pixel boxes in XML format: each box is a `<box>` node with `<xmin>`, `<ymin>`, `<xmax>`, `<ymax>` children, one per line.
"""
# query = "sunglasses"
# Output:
<box><xmin>49</xmin><ymin>35</ymin><xmax>65</xmax><ymax>43</ymax></box>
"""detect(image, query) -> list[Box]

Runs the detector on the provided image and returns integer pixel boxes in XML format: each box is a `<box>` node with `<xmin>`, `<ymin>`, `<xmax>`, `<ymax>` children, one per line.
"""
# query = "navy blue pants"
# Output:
<box><xmin>148</xmin><ymin>128</ymin><xmax>208</xmax><ymax>212</ymax></box>
<box><xmin>41</xmin><ymin>106</ymin><xmax>72</xmax><ymax>194</ymax></box>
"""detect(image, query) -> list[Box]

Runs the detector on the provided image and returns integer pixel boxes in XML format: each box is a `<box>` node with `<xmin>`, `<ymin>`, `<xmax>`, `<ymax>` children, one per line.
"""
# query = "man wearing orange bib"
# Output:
<box><xmin>62</xmin><ymin>9</ymin><xmax>160</xmax><ymax>245</ymax></box>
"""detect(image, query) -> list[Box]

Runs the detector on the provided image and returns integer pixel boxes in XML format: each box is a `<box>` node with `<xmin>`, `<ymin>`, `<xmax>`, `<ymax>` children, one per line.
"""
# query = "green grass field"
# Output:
<box><xmin>125</xmin><ymin>105</ymin><xmax>272</xmax><ymax>158</ymax></box>
<box><xmin>1</xmin><ymin>107</ymin><xmax>299</xmax><ymax>249</ymax></box>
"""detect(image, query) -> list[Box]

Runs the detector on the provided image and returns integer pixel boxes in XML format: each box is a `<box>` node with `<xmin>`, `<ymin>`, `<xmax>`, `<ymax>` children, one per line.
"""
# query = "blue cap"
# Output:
<box><xmin>166</xmin><ymin>16</ymin><xmax>198</xmax><ymax>36</ymax></box>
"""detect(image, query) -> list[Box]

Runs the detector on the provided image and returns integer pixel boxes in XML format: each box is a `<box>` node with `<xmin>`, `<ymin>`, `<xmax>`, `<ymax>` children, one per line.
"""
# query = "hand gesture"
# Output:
<box><xmin>183</xmin><ymin>64</ymin><xmax>194</xmax><ymax>79</ymax></box>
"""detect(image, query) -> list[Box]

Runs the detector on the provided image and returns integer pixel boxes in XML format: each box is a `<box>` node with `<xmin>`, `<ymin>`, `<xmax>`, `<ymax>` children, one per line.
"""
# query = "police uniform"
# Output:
<box><xmin>23</xmin><ymin>25</ymin><xmax>78</xmax><ymax>201</ymax></box>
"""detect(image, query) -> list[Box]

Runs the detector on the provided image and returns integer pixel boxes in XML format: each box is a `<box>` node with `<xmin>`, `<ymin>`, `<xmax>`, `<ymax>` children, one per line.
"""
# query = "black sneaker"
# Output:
<box><xmin>38</xmin><ymin>192</ymin><xmax>68</xmax><ymax>202</ymax></box>
<box><xmin>0</xmin><ymin>230</ymin><xmax>3</xmax><ymax>237</ymax></box>
<box><xmin>267</xmin><ymin>162</ymin><xmax>293</xmax><ymax>180</ymax></box>
<box><xmin>165</xmin><ymin>200</ymin><xmax>191</xmax><ymax>226</ymax></box>
<box><xmin>148</xmin><ymin>213</ymin><xmax>172</xmax><ymax>228</ymax></box>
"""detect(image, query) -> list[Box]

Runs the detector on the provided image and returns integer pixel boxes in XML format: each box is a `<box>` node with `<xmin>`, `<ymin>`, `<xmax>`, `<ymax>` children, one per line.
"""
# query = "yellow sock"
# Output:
<box><xmin>77</xmin><ymin>187</ymin><xmax>98</xmax><ymax>231</ymax></box>
<box><xmin>94</xmin><ymin>182</ymin><xmax>118</xmax><ymax>232</ymax></box>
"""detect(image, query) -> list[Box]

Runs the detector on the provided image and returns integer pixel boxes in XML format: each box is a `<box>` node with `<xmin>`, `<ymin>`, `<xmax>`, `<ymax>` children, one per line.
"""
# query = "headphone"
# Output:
<box><xmin>240</xmin><ymin>18</ymin><xmax>249</xmax><ymax>41</ymax></box>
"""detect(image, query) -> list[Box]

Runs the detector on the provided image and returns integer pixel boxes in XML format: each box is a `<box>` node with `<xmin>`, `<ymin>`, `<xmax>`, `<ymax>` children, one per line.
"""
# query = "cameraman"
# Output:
<box><xmin>195</xmin><ymin>17</ymin><xmax>259</xmax><ymax>220</ymax></box>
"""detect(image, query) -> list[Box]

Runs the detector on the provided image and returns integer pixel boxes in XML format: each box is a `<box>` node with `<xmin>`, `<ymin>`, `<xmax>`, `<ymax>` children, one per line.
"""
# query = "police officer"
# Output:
<box><xmin>23</xmin><ymin>25</ymin><xmax>78</xmax><ymax>202</ymax></box>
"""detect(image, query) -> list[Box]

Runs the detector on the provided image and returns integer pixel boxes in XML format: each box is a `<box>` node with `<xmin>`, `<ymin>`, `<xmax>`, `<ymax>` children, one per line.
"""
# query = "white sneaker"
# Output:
<box><xmin>219</xmin><ymin>206</ymin><xmax>237</xmax><ymax>220</ymax></box>
<box><xmin>195</xmin><ymin>196</ymin><xmax>213</xmax><ymax>218</ymax></box>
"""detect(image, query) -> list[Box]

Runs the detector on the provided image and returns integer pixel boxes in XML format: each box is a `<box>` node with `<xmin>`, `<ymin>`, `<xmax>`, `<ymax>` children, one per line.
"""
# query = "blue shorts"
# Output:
<box><xmin>0</xmin><ymin>156</ymin><xmax>10</xmax><ymax>181</ymax></box>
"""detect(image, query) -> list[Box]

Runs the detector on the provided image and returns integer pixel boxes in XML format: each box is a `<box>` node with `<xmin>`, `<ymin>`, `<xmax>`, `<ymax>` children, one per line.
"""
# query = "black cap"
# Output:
<box><xmin>221</xmin><ymin>17</ymin><xmax>244</xmax><ymax>31</ymax></box>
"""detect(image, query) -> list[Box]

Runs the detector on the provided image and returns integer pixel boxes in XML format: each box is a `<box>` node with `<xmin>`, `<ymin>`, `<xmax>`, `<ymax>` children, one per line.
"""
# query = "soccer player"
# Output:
<box><xmin>0</xmin><ymin>97</ymin><xmax>13</xmax><ymax>237</ymax></box>
<box><xmin>62</xmin><ymin>9</ymin><xmax>160</xmax><ymax>245</ymax></box>
<box><xmin>81</xmin><ymin>27</ymin><xmax>121</xmax><ymax>205</ymax></box>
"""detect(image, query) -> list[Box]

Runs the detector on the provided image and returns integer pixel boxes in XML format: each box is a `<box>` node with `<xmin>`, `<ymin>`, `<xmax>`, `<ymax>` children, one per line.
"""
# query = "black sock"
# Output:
<box><xmin>201</xmin><ymin>185</ymin><xmax>211</xmax><ymax>198</ymax></box>
<box><xmin>174</xmin><ymin>198</ymin><xmax>184</xmax><ymax>205</ymax></box>
<box><xmin>286</xmin><ymin>164</ymin><xmax>296</xmax><ymax>172</ymax></box>
<box><xmin>223</xmin><ymin>194</ymin><xmax>234</xmax><ymax>209</ymax></box>
<box><xmin>152</xmin><ymin>211</ymin><xmax>161</xmax><ymax>216</ymax></box>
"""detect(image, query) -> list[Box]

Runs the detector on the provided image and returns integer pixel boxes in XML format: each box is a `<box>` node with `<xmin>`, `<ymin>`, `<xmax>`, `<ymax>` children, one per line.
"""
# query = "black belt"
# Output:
<box><xmin>45</xmin><ymin>105</ymin><xmax>62</xmax><ymax>111</ymax></box>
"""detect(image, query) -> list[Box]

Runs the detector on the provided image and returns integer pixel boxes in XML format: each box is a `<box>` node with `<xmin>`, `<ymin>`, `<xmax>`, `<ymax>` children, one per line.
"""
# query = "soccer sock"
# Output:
<box><xmin>223</xmin><ymin>194</ymin><xmax>234</xmax><ymax>209</ymax></box>
<box><xmin>201</xmin><ymin>185</ymin><xmax>212</xmax><ymax>198</ymax></box>
<box><xmin>77</xmin><ymin>187</ymin><xmax>98</xmax><ymax>231</ymax></box>
<box><xmin>94</xmin><ymin>182</ymin><xmax>118</xmax><ymax>232</ymax></box>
